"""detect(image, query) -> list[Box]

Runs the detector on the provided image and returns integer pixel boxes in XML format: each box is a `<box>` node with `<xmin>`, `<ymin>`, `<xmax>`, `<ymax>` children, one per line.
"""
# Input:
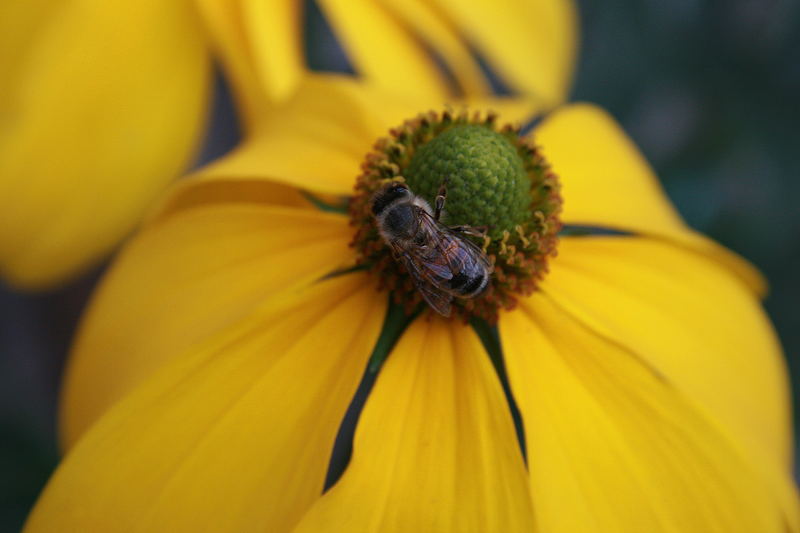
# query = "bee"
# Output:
<box><xmin>372</xmin><ymin>180</ymin><xmax>493</xmax><ymax>317</ymax></box>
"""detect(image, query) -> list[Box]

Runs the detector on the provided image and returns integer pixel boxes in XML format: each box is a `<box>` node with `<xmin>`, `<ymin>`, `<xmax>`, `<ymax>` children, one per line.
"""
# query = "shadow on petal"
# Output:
<box><xmin>292</xmin><ymin>318</ymin><xmax>535</xmax><ymax>533</ymax></box>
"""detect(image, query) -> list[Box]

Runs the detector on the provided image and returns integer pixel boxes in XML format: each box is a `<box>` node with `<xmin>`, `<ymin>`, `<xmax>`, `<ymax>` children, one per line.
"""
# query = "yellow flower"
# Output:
<box><xmin>24</xmin><ymin>74</ymin><xmax>799</xmax><ymax>531</ymax></box>
<box><xmin>0</xmin><ymin>0</ymin><xmax>575</xmax><ymax>289</ymax></box>
<box><xmin>0</xmin><ymin>1</ymin><xmax>209</xmax><ymax>289</ymax></box>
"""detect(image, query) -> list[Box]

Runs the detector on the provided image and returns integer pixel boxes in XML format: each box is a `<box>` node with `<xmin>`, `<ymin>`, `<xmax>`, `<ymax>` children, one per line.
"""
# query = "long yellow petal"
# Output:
<box><xmin>317</xmin><ymin>0</ymin><xmax>450</xmax><ymax>99</ymax></box>
<box><xmin>190</xmin><ymin>76</ymin><xmax>383</xmax><ymax>197</ymax></box>
<box><xmin>535</xmin><ymin>103</ymin><xmax>766</xmax><ymax>294</ymax></box>
<box><xmin>193</xmin><ymin>0</ymin><xmax>268</xmax><ymax>127</ymax></box>
<box><xmin>0</xmin><ymin>0</ymin><xmax>210</xmax><ymax>289</ymax></box>
<box><xmin>183</xmin><ymin>75</ymin><xmax>541</xmax><ymax>203</ymax></box>
<box><xmin>0</xmin><ymin>0</ymin><xmax>52</xmax><ymax>88</ymax></box>
<box><xmin>61</xmin><ymin>203</ymin><xmax>353</xmax><ymax>448</ymax></box>
<box><xmin>241</xmin><ymin>0</ymin><xmax>304</xmax><ymax>106</ymax></box>
<box><xmin>543</xmin><ymin>236</ymin><xmax>792</xmax><ymax>469</ymax></box>
<box><xmin>501</xmin><ymin>272</ymin><xmax>798</xmax><ymax>532</ymax></box>
<box><xmin>195</xmin><ymin>0</ymin><xmax>304</xmax><ymax>130</ymax></box>
<box><xmin>197</xmin><ymin>0</ymin><xmax>560</xmax><ymax>126</ymax></box>
<box><xmin>376</xmin><ymin>0</ymin><xmax>491</xmax><ymax>96</ymax></box>
<box><xmin>292</xmin><ymin>318</ymin><xmax>535</xmax><ymax>533</ymax></box>
<box><xmin>430</xmin><ymin>0</ymin><xmax>577</xmax><ymax>105</ymax></box>
<box><xmin>152</xmin><ymin>176</ymin><xmax>313</xmax><ymax>222</ymax></box>
<box><xmin>26</xmin><ymin>273</ymin><xmax>385</xmax><ymax>533</ymax></box>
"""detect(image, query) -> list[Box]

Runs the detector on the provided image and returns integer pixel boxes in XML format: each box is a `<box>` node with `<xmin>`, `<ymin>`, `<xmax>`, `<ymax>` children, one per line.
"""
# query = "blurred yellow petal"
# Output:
<box><xmin>317</xmin><ymin>0</ymin><xmax>450</xmax><ymax>99</ymax></box>
<box><xmin>431</xmin><ymin>0</ymin><xmax>577</xmax><ymax>105</ymax></box>
<box><xmin>198</xmin><ymin>0</ymin><xmax>573</xmax><ymax>126</ymax></box>
<box><xmin>195</xmin><ymin>0</ymin><xmax>304</xmax><ymax>129</ymax></box>
<box><xmin>543</xmin><ymin>236</ymin><xmax>792</xmax><ymax>469</ymax></box>
<box><xmin>61</xmin><ymin>203</ymin><xmax>353</xmax><ymax>448</ymax></box>
<box><xmin>292</xmin><ymin>318</ymin><xmax>535</xmax><ymax>533</ymax></box>
<box><xmin>0</xmin><ymin>0</ymin><xmax>52</xmax><ymax>87</ymax></box>
<box><xmin>191</xmin><ymin>76</ymin><xmax>380</xmax><ymax>198</ymax></box>
<box><xmin>501</xmin><ymin>291</ymin><xmax>797</xmax><ymax>532</ymax></box>
<box><xmin>0</xmin><ymin>0</ymin><xmax>210</xmax><ymax>290</ymax></box>
<box><xmin>241</xmin><ymin>0</ymin><xmax>304</xmax><ymax>105</ymax></box>
<box><xmin>27</xmin><ymin>273</ymin><xmax>386</xmax><ymax>533</ymax></box>
<box><xmin>535</xmin><ymin>103</ymin><xmax>766</xmax><ymax>294</ymax></box>
<box><xmin>193</xmin><ymin>0</ymin><xmax>268</xmax><ymax>126</ymax></box>
<box><xmin>376</xmin><ymin>0</ymin><xmax>491</xmax><ymax>96</ymax></box>
<box><xmin>153</xmin><ymin>177</ymin><xmax>313</xmax><ymax>222</ymax></box>
<box><xmin>184</xmin><ymin>75</ymin><xmax>541</xmax><ymax>204</ymax></box>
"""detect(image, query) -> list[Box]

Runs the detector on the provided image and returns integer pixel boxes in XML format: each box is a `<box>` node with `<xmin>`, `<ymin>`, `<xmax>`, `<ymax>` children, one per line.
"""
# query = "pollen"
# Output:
<box><xmin>349</xmin><ymin>109</ymin><xmax>562</xmax><ymax>323</ymax></box>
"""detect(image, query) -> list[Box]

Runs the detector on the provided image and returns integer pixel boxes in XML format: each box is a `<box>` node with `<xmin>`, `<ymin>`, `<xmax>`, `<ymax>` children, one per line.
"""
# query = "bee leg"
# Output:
<box><xmin>451</xmin><ymin>225</ymin><xmax>488</xmax><ymax>238</ymax></box>
<box><xmin>433</xmin><ymin>177</ymin><xmax>453</xmax><ymax>221</ymax></box>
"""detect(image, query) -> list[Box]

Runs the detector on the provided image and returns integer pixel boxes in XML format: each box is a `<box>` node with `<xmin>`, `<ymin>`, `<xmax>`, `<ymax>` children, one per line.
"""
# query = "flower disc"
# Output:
<box><xmin>349</xmin><ymin>110</ymin><xmax>562</xmax><ymax>322</ymax></box>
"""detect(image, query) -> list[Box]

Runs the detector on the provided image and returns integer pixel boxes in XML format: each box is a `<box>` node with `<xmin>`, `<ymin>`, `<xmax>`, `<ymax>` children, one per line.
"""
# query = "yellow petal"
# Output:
<box><xmin>26</xmin><ymin>273</ymin><xmax>386</xmax><ymax>533</ymax></box>
<box><xmin>193</xmin><ymin>0</ymin><xmax>268</xmax><ymax>127</ymax></box>
<box><xmin>292</xmin><ymin>318</ymin><xmax>535</xmax><ymax>533</ymax></box>
<box><xmin>0</xmin><ymin>0</ymin><xmax>51</xmax><ymax>88</ymax></box>
<box><xmin>241</xmin><ymin>0</ymin><xmax>304</xmax><ymax>106</ymax></box>
<box><xmin>543</xmin><ymin>236</ymin><xmax>792</xmax><ymax>469</ymax></box>
<box><xmin>535</xmin><ymin>103</ymin><xmax>766</xmax><ymax>294</ymax></box>
<box><xmin>61</xmin><ymin>203</ymin><xmax>353</xmax><ymax>448</ymax></box>
<box><xmin>183</xmin><ymin>74</ymin><xmax>541</xmax><ymax>205</ymax></box>
<box><xmin>376</xmin><ymin>0</ymin><xmax>491</xmax><ymax>96</ymax></box>
<box><xmin>0</xmin><ymin>0</ymin><xmax>210</xmax><ymax>289</ymax></box>
<box><xmin>190</xmin><ymin>76</ymin><xmax>381</xmax><ymax>197</ymax></box>
<box><xmin>430</xmin><ymin>0</ymin><xmax>577</xmax><ymax>105</ymax></box>
<box><xmin>152</xmin><ymin>177</ymin><xmax>313</xmax><ymax>222</ymax></box>
<box><xmin>195</xmin><ymin>0</ymin><xmax>304</xmax><ymax>130</ymax></box>
<box><xmin>316</xmin><ymin>0</ymin><xmax>450</xmax><ymax>99</ymax></box>
<box><xmin>501</xmin><ymin>270</ymin><xmax>798</xmax><ymax>532</ymax></box>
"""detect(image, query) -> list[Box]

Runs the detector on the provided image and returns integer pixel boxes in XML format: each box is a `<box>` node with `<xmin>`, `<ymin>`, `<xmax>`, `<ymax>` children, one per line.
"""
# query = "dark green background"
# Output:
<box><xmin>1</xmin><ymin>1</ymin><xmax>799</xmax><ymax>531</ymax></box>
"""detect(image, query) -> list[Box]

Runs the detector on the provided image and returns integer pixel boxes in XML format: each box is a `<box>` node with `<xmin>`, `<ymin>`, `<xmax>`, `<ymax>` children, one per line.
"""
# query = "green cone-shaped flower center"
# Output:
<box><xmin>404</xmin><ymin>125</ymin><xmax>531</xmax><ymax>240</ymax></box>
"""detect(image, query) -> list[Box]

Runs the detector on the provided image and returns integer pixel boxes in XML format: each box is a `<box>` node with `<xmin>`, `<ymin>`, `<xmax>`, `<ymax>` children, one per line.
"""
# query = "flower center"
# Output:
<box><xmin>404</xmin><ymin>124</ymin><xmax>532</xmax><ymax>240</ymax></box>
<box><xmin>349</xmin><ymin>110</ymin><xmax>562</xmax><ymax>323</ymax></box>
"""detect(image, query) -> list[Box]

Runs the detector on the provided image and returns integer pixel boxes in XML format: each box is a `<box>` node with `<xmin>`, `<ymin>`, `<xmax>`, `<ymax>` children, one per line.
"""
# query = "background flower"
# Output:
<box><xmin>2</xmin><ymin>0</ymin><xmax>799</xmax><ymax>531</ymax></box>
<box><xmin>0</xmin><ymin>0</ymin><xmax>210</xmax><ymax>290</ymax></box>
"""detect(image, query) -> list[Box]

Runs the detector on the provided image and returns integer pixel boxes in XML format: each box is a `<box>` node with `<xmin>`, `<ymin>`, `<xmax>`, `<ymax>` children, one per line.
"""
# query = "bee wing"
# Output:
<box><xmin>453</xmin><ymin>231</ymin><xmax>493</xmax><ymax>272</ymax></box>
<box><xmin>418</xmin><ymin>210</ymin><xmax>493</xmax><ymax>277</ymax></box>
<box><xmin>392</xmin><ymin>212</ymin><xmax>456</xmax><ymax>285</ymax></box>
<box><xmin>415</xmin><ymin>278</ymin><xmax>453</xmax><ymax>317</ymax></box>
<box><xmin>391</xmin><ymin>240</ymin><xmax>453</xmax><ymax>317</ymax></box>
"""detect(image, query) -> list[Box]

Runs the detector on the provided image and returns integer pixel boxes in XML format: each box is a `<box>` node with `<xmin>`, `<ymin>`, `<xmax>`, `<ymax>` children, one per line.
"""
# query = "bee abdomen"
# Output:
<box><xmin>450</xmin><ymin>270</ymin><xmax>487</xmax><ymax>297</ymax></box>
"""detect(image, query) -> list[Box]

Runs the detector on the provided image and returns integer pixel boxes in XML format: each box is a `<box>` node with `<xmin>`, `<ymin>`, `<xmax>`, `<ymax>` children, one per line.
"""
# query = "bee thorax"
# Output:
<box><xmin>379</xmin><ymin>204</ymin><xmax>416</xmax><ymax>239</ymax></box>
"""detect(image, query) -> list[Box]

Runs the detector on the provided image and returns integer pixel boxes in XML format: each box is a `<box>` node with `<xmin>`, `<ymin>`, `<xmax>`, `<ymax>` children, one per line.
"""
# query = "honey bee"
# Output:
<box><xmin>372</xmin><ymin>181</ymin><xmax>493</xmax><ymax>317</ymax></box>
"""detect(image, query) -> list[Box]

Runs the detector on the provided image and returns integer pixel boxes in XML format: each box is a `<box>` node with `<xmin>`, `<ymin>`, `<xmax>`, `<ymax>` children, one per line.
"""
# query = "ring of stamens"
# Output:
<box><xmin>349</xmin><ymin>109</ymin><xmax>562</xmax><ymax>323</ymax></box>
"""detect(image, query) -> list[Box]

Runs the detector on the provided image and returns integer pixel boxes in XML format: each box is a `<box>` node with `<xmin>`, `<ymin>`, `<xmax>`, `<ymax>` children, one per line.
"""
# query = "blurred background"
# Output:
<box><xmin>1</xmin><ymin>0</ymin><xmax>799</xmax><ymax>530</ymax></box>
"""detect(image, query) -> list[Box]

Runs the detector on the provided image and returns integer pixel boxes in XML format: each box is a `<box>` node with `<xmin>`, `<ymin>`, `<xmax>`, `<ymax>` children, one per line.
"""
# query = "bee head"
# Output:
<box><xmin>371</xmin><ymin>182</ymin><xmax>411</xmax><ymax>216</ymax></box>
